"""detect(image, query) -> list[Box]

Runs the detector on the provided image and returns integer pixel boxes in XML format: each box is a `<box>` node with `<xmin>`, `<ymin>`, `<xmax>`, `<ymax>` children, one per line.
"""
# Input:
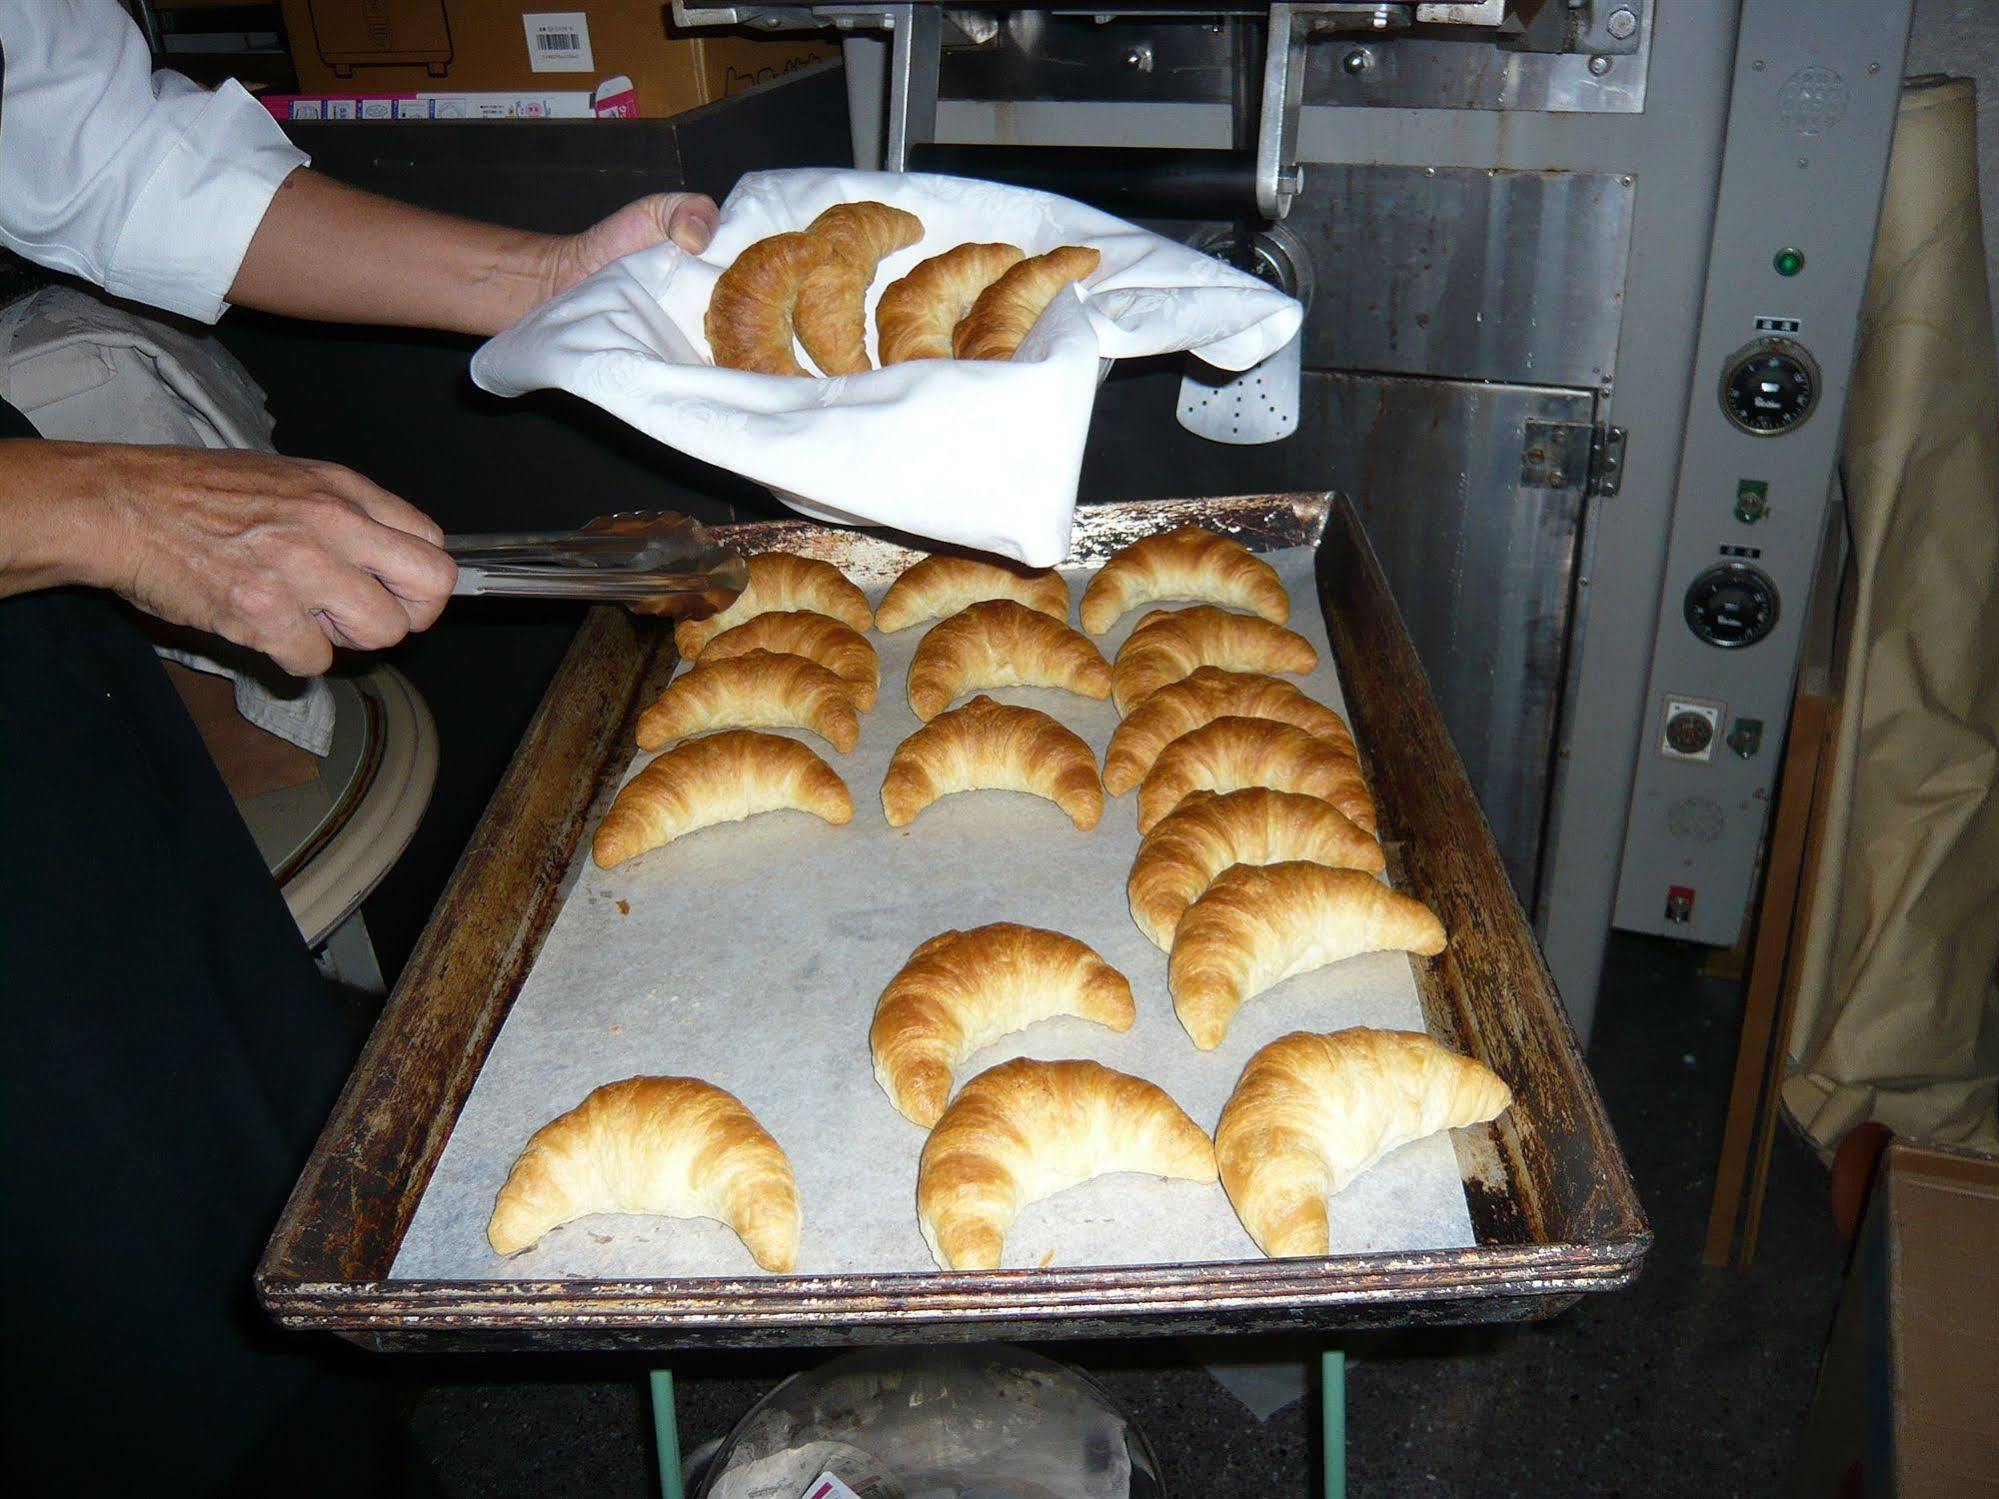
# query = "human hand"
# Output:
<box><xmin>539</xmin><ymin>192</ymin><xmax>721</xmax><ymax>302</ymax></box>
<box><xmin>2</xmin><ymin>442</ymin><xmax>456</xmax><ymax>677</ymax></box>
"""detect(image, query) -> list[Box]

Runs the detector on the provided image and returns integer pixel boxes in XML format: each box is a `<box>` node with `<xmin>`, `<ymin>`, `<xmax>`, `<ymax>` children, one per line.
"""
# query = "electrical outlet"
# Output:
<box><xmin>1660</xmin><ymin>696</ymin><xmax>1726</xmax><ymax>762</ymax></box>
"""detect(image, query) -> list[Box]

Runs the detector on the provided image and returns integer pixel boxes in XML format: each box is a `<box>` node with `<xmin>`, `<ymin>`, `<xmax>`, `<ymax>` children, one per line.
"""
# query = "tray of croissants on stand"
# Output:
<box><xmin>258</xmin><ymin>492</ymin><xmax>1648</xmax><ymax>1351</ymax></box>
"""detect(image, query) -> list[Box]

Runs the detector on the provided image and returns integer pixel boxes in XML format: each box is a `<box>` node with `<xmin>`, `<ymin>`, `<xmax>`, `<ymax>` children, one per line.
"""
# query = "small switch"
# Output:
<box><xmin>1666</xmin><ymin>886</ymin><xmax>1696</xmax><ymax>924</ymax></box>
<box><xmin>1728</xmin><ymin>717</ymin><xmax>1764</xmax><ymax>758</ymax></box>
<box><xmin>1735</xmin><ymin>479</ymin><xmax>1769</xmax><ymax>523</ymax></box>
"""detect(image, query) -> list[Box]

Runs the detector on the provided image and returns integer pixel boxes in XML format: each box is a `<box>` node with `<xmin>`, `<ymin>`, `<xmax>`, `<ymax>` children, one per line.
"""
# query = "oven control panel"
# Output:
<box><xmin>1613</xmin><ymin>0</ymin><xmax>1911</xmax><ymax>944</ymax></box>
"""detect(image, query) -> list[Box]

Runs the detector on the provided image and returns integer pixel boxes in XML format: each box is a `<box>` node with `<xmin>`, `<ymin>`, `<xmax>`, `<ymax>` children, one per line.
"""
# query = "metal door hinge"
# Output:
<box><xmin>1521</xmin><ymin>421</ymin><xmax>1626</xmax><ymax>497</ymax></box>
<box><xmin>1590</xmin><ymin>424</ymin><xmax>1627</xmax><ymax>496</ymax></box>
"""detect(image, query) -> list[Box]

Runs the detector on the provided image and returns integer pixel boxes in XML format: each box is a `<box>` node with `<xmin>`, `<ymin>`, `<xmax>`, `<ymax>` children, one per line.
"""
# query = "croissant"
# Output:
<box><xmin>1103</xmin><ymin>666</ymin><xmax>1357</xmax><ymax>795</ymax></box>
<box><xmin>795</xmin><ymin>200</ymin><xmax>924</xmax><ymax>376</ymax></box>
<box><xmin>870</xmin><ymin>924</ymin><xmax>1136</xmax><ymax>1127</ymax></box>
<box><xmin>592</xmin><ymin>729</ymin><xmax>854</xmax><ymax>868</ymax></box>
<box><xmin>881</xmin><ymin>695</ymin><xmax>1102</xmax><ymax>830</ymax></box>
<box><xmin>1080</xmin><ymin>525</ymin><xmax>1290</xmax><ymax>635</ymax></box>
<box><xmin>1169</xmin><ymin>862</ymin><xmax>1448</xmax><ymax>1050</ymax></box>
<box><xmin>952</xmin><ymin>245</ymin><xmax>1102</xmax><ymax>361</ymax></box>
<box><xmin>917</xmin><ymin>1057</ymin><xmax>1216</xmax><ymax>1271</ymax></box>
<box><xmin>675</xmin><ymin>552</ymin><xmax>873</xmax><ymax>659</ymax></box>
<box><xmin>876</xmin><ymin>242</ymin><xmax>1025</xmax><ymax>365</ymax></box>
<box><xmin>1216</xmin><ymin>1029</ymin><xmax>1511</xmax><ymax>1257</ymax></box>
<box><xmin>875</xmin><ymin>554</ymin><xmax>1070</xmax><ymax>633</ymax></box>
<box><xmin>705</xmin><ymin>231</ymin><xmax>829</xmax><ymax>377</ymax></box>
<box><xmin>699</xmin><ymin>609</ymin><xmax>880</xmax><ymax>712</ymax></box>
<box><xmin>1128</xmin><ymin>787</ymin><xmax>1385</xmax><ymax>950</ymax></box>
<box><xmin>1135</xmin><ymin>716</ymin><xmax>1375</xmax><ymax>836</ymax></box>
<box><xmin>905</xmin><ymin>599</ymin><xmax>1111</xmax><ymax>721</ymax></box>
<box><xmin>487</xmin><ymin>1076</ymin><xmax>800</xmax><ymax>1271</ymax></box>
<box><xmin>635</xmin><ymin>649</ymin><xmax>860</xmax><ymax>753</ymax></box>
<box><xmin>1111</xmin><ymin>605</ymin><xmax>1318</xmax><ymax>713</ymax></box>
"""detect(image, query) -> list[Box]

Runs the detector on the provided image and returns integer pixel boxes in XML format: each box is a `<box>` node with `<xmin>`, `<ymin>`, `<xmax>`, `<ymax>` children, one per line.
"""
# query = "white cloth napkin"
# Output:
<box><xmin>470</xmin><ymin>169</ymin><xmax>1303</xmax><ymax>566</ymax></box>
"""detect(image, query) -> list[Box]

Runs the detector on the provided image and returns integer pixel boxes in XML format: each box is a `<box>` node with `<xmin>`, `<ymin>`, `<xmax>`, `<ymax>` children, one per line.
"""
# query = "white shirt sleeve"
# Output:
<box><xmin>0</xmin><ymin>0</ymin><xmax>309</xmax><ymax>324</ymax></box>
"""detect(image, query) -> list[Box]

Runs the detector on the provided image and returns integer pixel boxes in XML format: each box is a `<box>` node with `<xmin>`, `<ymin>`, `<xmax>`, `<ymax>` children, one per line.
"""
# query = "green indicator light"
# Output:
<box><xmin>1774</xmin><ymin>246</ymin><xmax>1805</xmax><ymax>276</ymax></box>
<box><xmin>1736</xmin><ymin>478</ymin><xmax>1769</xmax><ymax>523</ymax></box>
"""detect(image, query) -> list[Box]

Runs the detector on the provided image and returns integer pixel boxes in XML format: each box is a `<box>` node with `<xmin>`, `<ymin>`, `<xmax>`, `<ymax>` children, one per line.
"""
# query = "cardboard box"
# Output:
<box><xmin>1793</xmin><ymin>1141</ymin><xmax>1999</xmax><ymax>1498</ymax></box>
<box><xmin>277</xmin><ymin>2</ymin><xmax>831</xmax><ymax>118</ymax></box>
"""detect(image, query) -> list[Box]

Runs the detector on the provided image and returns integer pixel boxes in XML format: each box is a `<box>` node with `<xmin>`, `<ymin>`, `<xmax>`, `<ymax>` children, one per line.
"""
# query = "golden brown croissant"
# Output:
<box><xmin>1111</xmin><ymin>605</ymin><xmax>1317</xmax><ymax>714</ymax></box>
<box><xmin>794</xmin><ymin>200</ymin><xmax>924</xmax><ymax>376</ymax></box>
<box><xmin>592</xmin><ymin>729</ymin><xmax>854</xmax><ymax>868</ymax></box>
<box><xmin>699</xmin><ymin>609</ymin><xmax>880</xmax><ymax>713</ymax></box>
<box><xmin>675</xmin><ymin>552</ymin><xmax>873</xmax><ymax>659</ymax></box>
<box><xmin>876</xmin><ymin>242</ymin><xmax>1025</xmax><ymax>365</ymax></box>
<box><xmin>905</xmin><ymin>599</ymin><xmax>1112</xmax><ymax>721</ymax></box>
<box><xmin>875</xmin><ymin>554</ymin><xmax>1070</xmax><ymax>633</ymax></box>
<box><xmin>1128</xmin><ymin>787</ymin><xmax>1385</xmax><ymax>951</ymax></box>
<box><xmin>870</xmin><ymin>924</ymin><xmax>1136</xmax><ymax>1127</ymax></box>
<box><xmin>1081</xmin><ymin>525</ymin><xmax>1290</xmax><ymax>635</ymax></box>
<box><xmin>1216</xmin><ymin>1029</ymin><xmax>1511</xmax><ymax>1257</ymax></box>
<box><xmin>1103</xmin><ymin>666</ymin><xmax>1357</xmax><ymax>795</ymax></box>
<box><xmin>951</xmin><ymin>245</ymin><xmax>1102</xmax><ymax>361</ymax></box>
<box><xmin>881</xmin><ymin>695</ymin><xmax>1103</xmax><ymax>830</ymax></box>
<box><xmin>916</xmin><ymin>1057</ymin><xmax>1216</xmax><ymax>1270</ymax></box>
<box><xmin>705</xmin><ymin>231</ymin><xmax>830</xmax><ymax>377</ymax></box>
<box><xmin>635</xmin><ymin>649</ymin><xmax>860</xmax><ymax>753</ymax></box>
<box><xmin>1135</xmin><ymin>716</ymin><xmax>1375</xmax><ymax>836</ymax></box>
<box><xmin>1168</xmin><ymin>862</ymin><xmax>1448</xmax><ymax>1049</ymax></box>
<box><xmin>487</xmin><ymin>1076</ymin><xmax>800</xmax><ymax>1271</ymax></box>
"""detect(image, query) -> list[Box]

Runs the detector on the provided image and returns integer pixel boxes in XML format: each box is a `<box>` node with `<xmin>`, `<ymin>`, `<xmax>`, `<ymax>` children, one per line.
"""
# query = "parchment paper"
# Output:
<box><xmin>393</xmin><ymin>547</ymin><xmax>1479</xmax><ymax>1280</ymax></box>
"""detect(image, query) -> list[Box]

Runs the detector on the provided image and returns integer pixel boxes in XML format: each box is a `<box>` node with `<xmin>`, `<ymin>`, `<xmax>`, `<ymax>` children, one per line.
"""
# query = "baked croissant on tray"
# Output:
<box><xmin>1168</xmin><ymin>862</ymin><xmax>1447</xmax><ymax>1050</ymax></box>
<box><xmin>1217</xmin><ymin>1029</ymin><xmax>1511</xmax><ymax>1258</ymax></box>
<box><xmin>904</xmin><ymin>599</ymin><xmax>1111</xmax><ymax>721</ymax></box>
<box><xmin>917</xmin><ymin>1057</ymin><xmax>1216</xmax><ymax>1271</ymax></box>
<box><xmin>1081</xmin><ymin>524</ymin><xmax>1290</xmax><ymax>635</ymax></box>
<box><xmin>593</xmin><ymin>729</ymin><xmax>853</xmax><ymax>868</ymax></box>
<box><xmin>487</xmin><ymin>1076</ymin><xmax>800</xmax><ymax>1272</ymax></box>
<box><xmin>881</xmin><ymin>695</ymin><xmax>1104</xmax><ymax>830</ymax></box>
<box><xmin>870</xmin><ymin>924</ymin><xmax>1136</xmax><ymax>1128</ymax></box>
<box><xmin>635</xmin><ymin>649</ymin><xmax>860</xmax><ymax>753</ymax></box>
<box><xmin>1111</xmin><ymin>605</ymin><xmax>1319</xmax><ymax>714</ymax></box>
<box><xmin>1103</xmin><ymin>666</ymin><xmax>1358</xmax><ymax>796</ymax></box>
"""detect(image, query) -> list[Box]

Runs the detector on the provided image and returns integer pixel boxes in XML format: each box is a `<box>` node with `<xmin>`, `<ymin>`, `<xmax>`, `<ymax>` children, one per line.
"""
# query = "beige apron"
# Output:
<box><xmin>1782</xmin><ymin>77</ymin><xmax>1999</xmax><ymax>1154</ymax></box>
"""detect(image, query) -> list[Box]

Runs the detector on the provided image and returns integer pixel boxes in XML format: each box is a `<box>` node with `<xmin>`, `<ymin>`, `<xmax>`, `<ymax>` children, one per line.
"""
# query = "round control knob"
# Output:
<box><xmin>1684</xmin><ymin>562</ymin><xmax>1781</xmax><ymax>648</ymax></box>
<box><xmin>1720</xmin><ymin>338</ymin><xmax>1821</xmax><ymax>436</ymax></box>
<box><xmin>1665</xmin><ymin>710</ymin><xmax>1715</xmax><ymax>756</ymax></box>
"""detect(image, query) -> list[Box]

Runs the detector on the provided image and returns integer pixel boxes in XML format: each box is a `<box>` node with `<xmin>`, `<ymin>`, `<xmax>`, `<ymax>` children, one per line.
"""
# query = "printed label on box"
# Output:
<box><xmin>523</xmin><ymin>12</ymin><xmax>594</xmax><ymax>74</ymax></box>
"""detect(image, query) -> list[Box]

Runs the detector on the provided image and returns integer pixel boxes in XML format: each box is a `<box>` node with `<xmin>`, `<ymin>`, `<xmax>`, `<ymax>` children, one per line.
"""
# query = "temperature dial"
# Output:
<box><xmin>1720</xmin><ymin>338</ymin><xmax>1821</xmax><ymax>436</ymax></box>
<box><xmin>1684</xmin><ymin>562</ymin><xmax>1780</xmax><ymax>649</ymax></box>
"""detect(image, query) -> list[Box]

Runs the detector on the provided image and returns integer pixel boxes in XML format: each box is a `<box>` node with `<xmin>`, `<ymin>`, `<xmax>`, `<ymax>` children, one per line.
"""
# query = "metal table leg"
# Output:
<box><xmin>1322</xmin><ymin>1348</ymin><xmax>1346</xmax><ymax>1498</ymax></box>
<box><xmin>651</xmin><ymin>1368</ymin><xmax>684</xmax><ymax>1499</ymax></box>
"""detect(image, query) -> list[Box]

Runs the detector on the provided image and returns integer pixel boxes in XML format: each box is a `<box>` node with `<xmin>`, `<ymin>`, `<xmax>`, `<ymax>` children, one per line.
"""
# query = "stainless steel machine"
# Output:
<box><xmin>672</xmin><ymin>1</ymin><xmax>1915</xmax><ymax>1036</ymax></box>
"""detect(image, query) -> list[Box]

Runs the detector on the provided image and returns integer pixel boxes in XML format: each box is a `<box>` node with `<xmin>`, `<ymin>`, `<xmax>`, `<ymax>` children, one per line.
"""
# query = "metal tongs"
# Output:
<box><xmin>446</xmin><ymin>510</ymin><xmax>748</xmax><ymax>620</ymax></box>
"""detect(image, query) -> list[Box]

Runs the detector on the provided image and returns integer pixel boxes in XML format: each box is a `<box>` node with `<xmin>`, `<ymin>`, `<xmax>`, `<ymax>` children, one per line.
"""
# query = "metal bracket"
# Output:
<box><xmin>1257</xmin><ymin>4</ymin><xmax>1416</xmax><ymax>220</ymax></box>
<box><xmin>884</xmin><ymin>2</ymin><xmax>942</xmax><ymax>171</ymax></box>
<box><xmin>1590</xmin><ymin>423</ymin><xmax>1627</xmax><ymax>496</ymax></box>
<box><xmin>1520</xmin><ymin>421</ymin><xmax>1626</xmax><ymax>497</ymax></box>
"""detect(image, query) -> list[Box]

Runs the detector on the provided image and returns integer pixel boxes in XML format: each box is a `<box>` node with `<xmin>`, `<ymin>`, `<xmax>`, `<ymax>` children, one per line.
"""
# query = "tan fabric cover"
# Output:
<box><xmin>1782</xmin><ymin>78</ymin><xmax>1999</xmax><ymax>1155</ymax></box>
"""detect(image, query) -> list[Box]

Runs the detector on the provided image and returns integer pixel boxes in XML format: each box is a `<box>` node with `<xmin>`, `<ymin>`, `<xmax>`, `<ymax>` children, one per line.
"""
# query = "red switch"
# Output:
<box><xmin>1665</xmin><ymin>886</ymin><xmax>1695</xmax><ymax>924</ymax></box>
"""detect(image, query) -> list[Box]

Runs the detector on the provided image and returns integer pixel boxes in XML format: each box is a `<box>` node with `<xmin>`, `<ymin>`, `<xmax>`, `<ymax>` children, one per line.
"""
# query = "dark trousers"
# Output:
<box><xmin>0</xmin><ymin>402</ymin><xmax>403</xmax><ymax>1492</ymax></box>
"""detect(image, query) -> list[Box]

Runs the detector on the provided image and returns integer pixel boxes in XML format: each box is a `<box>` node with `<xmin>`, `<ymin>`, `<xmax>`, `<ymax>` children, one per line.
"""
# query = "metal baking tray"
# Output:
<box><xmin>258</xmin><ymin>492</ymin><xmax>1648</xmax><ymax>1352</ymax></box>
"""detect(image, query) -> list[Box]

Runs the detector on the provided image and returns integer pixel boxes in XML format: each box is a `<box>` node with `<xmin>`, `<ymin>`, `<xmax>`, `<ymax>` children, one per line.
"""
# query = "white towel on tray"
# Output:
<box><xmin>469</xmin><ymin>168</ymin><xmax>1303</xmax><ymax>566</ymax></box>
